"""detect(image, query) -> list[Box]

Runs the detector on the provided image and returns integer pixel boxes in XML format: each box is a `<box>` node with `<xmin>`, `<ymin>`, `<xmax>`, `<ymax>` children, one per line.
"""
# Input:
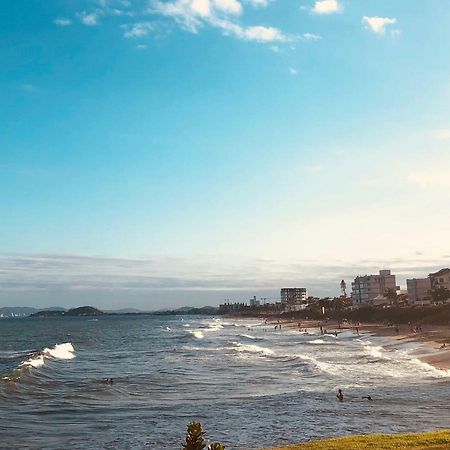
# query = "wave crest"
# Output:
<box><xmin>19</xmin><ymin>342</ymin><xmax>75</xmax><ymax>369</ymax></box>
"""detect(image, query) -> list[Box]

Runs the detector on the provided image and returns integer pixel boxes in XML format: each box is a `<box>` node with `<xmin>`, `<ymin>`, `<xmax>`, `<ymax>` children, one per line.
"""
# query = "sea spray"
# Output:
<box><xmin>19</xmin><ymin>343</ymin><xmax>75</xmax><ymax>369</ymax></box>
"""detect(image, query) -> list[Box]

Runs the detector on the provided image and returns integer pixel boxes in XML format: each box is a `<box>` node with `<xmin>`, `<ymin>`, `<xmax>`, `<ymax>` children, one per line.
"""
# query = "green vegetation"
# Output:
<box><xmin>182</xmin><ymin>421</ymin><xmax>225</xmax><ymax>450</ymax></box>
<box><xmin>430</xmin><ymin>287</ymin><xmax>450</xmax><ymax>305</ymax></box>
<box><xmin>267</xmin><ymin>430</ymin><xmax>450</xmax><ymax>450</ymax></box>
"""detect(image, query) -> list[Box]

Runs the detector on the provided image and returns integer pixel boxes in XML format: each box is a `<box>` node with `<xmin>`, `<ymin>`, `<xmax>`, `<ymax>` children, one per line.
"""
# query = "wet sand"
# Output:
<box><xmin>267</xmin><ymin>319</ymin><xmax>450</xmax><ymax>370</ymax></box>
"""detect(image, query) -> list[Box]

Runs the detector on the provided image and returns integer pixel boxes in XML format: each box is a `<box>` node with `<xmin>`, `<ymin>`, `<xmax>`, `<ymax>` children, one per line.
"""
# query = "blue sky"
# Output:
<box><xmin>1</xmin><ymin>0</ymin><xmax>450</xmax><ymax>309</ymax></box>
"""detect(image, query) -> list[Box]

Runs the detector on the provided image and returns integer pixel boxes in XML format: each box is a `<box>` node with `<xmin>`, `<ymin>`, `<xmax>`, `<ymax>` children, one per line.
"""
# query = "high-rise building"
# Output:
<box><xmin>406</xmin><ymin>278</ymin><xmax>431</xmax><ymax>305</ymax></box>
<box><xmin>351</xmin><ymin>270</ymin><xmax>398</xmax><ymax>307</ymax></box>
<box><xmin>280</xmin><ymin>288</ymin><xmax>307</xmax><ymax>311</ymax></box>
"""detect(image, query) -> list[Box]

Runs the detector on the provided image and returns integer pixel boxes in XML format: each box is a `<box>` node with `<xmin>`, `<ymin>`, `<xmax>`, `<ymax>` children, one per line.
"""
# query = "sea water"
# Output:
<box><xmin>0</xmin><ymin>315</ymin><xmax>449</xmax><ymax>449</ymax></box>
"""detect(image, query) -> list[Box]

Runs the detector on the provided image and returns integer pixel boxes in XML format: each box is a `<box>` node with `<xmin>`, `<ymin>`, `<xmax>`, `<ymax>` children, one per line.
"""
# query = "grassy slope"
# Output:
<box><xmin>267</xmin><ymin>430</ymin><xmax>450</xmax><ymax>450</ymax></box>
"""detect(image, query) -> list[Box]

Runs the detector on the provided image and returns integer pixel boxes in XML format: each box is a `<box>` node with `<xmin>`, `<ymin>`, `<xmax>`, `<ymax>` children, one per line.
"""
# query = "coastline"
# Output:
<box><xmin>360</xmin><ymin>322</ymin><xmax>450</xmax><ymax>370</ymax></box>
<box><xmin>261</xmin><ymin>318</ymin><xmax>450</xmax><ymax>370</ymax></box>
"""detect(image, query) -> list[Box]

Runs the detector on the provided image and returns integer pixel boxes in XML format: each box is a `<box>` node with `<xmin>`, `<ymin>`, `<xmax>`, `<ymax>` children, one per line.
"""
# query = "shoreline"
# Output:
<box><xmin>257</xmin><ymin>317</ymin><xmax>450</xmax><ymax>370</ymax></box>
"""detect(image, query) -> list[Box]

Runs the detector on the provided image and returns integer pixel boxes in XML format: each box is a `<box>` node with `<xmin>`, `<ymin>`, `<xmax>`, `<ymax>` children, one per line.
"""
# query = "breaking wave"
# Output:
<box><xmin>189</xmin><ymin>330</ymin><xmax>204</xmax><ymax>339</ymax></box>
<box><xmin>19</xmin><ymin>342</ymin><xmax>75</xmax><ymax>369</ymax></box>
<box><xmin>231</xmin><ymin>342</ymin><xmax>274</xmax><ymax>357</ymax></box>
<box><xmin>2</xmin><ymin>343</ymin><xmax>76</xmax><ymax>382</ymax></box>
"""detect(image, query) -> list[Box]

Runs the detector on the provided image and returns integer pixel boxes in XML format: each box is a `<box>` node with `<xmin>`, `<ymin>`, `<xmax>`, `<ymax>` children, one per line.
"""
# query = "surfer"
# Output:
<box><xmin>336</xmin><ymin>389</ymin><xmax>344</xmax><ymax>402</ymax></box>
<box><xmin>362</xmin><ymin>395</ymin><xmax>373</xmax><ymax>401</ymax></box>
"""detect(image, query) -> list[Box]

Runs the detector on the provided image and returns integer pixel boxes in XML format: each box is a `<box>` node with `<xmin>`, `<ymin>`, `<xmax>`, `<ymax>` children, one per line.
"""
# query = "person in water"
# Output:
<box><xmin>336</xmin><ymin>389</ymin><xmax>344</xmax><ymax>402</ymax></box>
<box><xmin>362</xmin><ymin>395</ymin><xmax>373</xmax><ymax>401</ymax></box>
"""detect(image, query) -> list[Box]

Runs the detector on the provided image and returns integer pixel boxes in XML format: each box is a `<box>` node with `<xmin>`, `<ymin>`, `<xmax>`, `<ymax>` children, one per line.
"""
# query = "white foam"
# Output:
<box><xmin>19</xmin><ymin>342</ymin><xmax>75</xmax><ymax>369</ymax></box>
<box><xmin>20</xmin><ymin>354</ymin><xmax>45</xmax><ymax>368</ymax></box>
<box><xmin>240</xmin><ymin>334</ymin><xmax>257</xmax><ymax>340</ymax></box>
<box><xmin>310</xmin><ymin>339</ymin><xmax>325</xmax><ymax>344</ymax></box>
<box><xmin>363</xmin><ymin>345</ymin><xmax>386</xmax><ymax>360</ymax></box>
<box><xmin>189</xmin><ymin>330</ymin><xmax>204</xmax><ymax>339</ymax></box>
<box><xmin>44</xmin><ymin>343</ymin><xmax>75</xmax><ymax>360</ymax></box>
<box><xmin>233</xmin><ymin>342</ymin><xmax>274</xmax><ymax>356</ymax></box>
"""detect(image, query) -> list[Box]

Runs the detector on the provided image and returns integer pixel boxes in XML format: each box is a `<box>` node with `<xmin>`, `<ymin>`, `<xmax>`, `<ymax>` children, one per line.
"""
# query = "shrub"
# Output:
<box><xmin>182</xmin><ymin>421</ymin><xmax>225</xmax><ymax>450</ymax></box>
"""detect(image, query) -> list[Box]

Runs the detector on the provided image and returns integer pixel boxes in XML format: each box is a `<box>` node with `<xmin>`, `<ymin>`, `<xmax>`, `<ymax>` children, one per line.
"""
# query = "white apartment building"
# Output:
<box><xmin>280</xmin><ymin>288</ymin><xmax>307</xmax><ymax>311</ymax></box>
<box><xmin>351</xmin><ymin>270</ymin><xmax>398</xmax><ymax>307</ymax></box>
<box><xmin>406</xmin><ymin>278</ymin><xmax>432</xmax><ymax>305</ymax></box>
<box><xmin>429</xmin><ymin>268</ymin><xmax>450</xmax><ymax>291</ymax></box>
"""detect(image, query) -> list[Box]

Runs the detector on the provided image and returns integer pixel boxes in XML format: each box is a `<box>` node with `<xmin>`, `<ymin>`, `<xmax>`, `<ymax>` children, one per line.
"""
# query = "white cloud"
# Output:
<box><xmin>150</xmin><ymin>0</ymin><xmax>291</xmax><ymax>43</ymax></box>
<box><xmin>4</xmin><ymin>252</ymin><xmax>447</xmax><ymax>308</ymax></box>
<box><xmin>244</xmin><ymin>0</ymin><xmax>271</xmax><ymax>7</ymax></box>
<box><xmin>54</xmin><ymin>18</ymin><xmax>72</xmax><ymax>27</ymax></box>
<box><xmin>213</xmin><ymin>17</ymin><xmax>291</xmax><ymax>42</ymax></box>
<box><xmin>301</xmin><ymin>32</ymin><xmax>321</xmax><ymax>41</ymax></box>
<box><xmin>123</xmin><ymin>21</ymin><xmax>155</xmax><ymax>38</ymax></box>
<box><xmin>150</xmin><ymin>0</ymin><xmax>210</xmax><ymax>32</ymax></box>
<box><xmin>79</xmin><ymin>12</ymin><xmax>100</xmax><ymax>26</ymax></box>
<box><xmin>214</xmin><ymin>0</ymin><xmax>242</xmax><ymax>15</ymax></box>
<box><xmin>312</xmin><ymin>0</ymin><xmax>340</xmax><ymax>15</ymax></box>
<box><xmin>362</xmin><ymin>16</ymin><xmax>397</xmax><ymax>34</ymax></box>
<box><xmin>431</xmin><ymin>128</ymin><xmax>450</xmax><ymax>141</ymax></box>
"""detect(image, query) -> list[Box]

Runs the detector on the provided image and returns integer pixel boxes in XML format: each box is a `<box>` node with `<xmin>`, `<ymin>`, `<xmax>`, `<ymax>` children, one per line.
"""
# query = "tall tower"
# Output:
<box><xmin>340</xmin><ymin>280</ymin><xmax>347</xmax><ymax>297</ymax></box>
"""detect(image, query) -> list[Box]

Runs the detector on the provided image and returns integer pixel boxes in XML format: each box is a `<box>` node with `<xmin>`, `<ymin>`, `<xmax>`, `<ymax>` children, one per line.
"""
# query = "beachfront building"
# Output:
<box><xmin>428</xmin><ymin>268</ymin><xmax>450</xmax><ymax>304</ymax></box>
<box><xmin>218</xmin><ymin>301</ymin><xmax>246</xmax><ymax>313</ymax></box>
<box><xmin>249</xmin><ymin>296</ymin><xmax>261</xmax><ymax>307</ymax></box>
<box><xmin>429</xmin><ymin>268</ymin><xmax>450</xmax><ymax>291</ymax></box>
<box><xmin>351</xmin><ymin>270</ymin><xmax>399</xmax><ymax>307</ymax></box>
<box><xmin>407</xmin><ymin>278</ymin><xmax>432</xmax><ymax>305</ymax></box>
<box><xmin>280</xmin><ymin>287</ymin><xmax>307</xmax><ymax>311</ymax></box>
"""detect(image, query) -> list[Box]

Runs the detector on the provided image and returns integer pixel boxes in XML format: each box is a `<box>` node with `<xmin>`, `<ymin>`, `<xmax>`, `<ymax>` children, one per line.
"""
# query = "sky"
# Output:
<box><xmin>1</xmin><ymin>0</ymin><xmax>450</xmax><ymax>310</ymax></box>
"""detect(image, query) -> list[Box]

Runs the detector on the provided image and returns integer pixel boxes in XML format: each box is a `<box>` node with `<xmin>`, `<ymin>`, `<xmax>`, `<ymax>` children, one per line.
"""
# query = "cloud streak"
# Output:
<box><xmin>149</xmin><ymin>0</ymin><xmax>292</xmax><ymax>43</ymax></box>
<box><xmin>54</xmin><ymin>18</ymin><xmax>72</xmax><ymax>26</ymax></box>
<box><xmin>1</xmin><ymin>253</ymin><xmax>448</xmax><ymax>308</ymax></box>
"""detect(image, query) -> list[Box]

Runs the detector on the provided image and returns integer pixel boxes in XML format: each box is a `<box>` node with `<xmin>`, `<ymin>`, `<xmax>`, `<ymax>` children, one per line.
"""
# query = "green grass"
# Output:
<box><xmin>266</xmin><ymin>430</ymin><xmax>450</xmax><ymax>450</ymax></box>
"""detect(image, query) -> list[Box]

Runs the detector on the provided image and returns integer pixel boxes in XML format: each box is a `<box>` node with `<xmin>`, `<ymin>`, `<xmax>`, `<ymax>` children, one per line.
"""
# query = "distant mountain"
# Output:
<box><xmin>0</xmin><ymin>306</ymin><xmax>66</xmax><ymax>318</ymax></box>
<box><xmin>105</xmin><ymin>308</ymin><xmax>145</xmax><ymax>314</ymax></box>
<box><xmin>153</xmin><ymin>306</ymin><xmax>219</xmax><ymax>315</ymax></box>
<box><xmin>0</xmin><ymin>307</ymin><xmax>38</xmax><ymax>318</ymax></box>
<box><xmin>31</xmin><ymin>306</ymin><xmax>105</xmax><ymax>317</ymax></box>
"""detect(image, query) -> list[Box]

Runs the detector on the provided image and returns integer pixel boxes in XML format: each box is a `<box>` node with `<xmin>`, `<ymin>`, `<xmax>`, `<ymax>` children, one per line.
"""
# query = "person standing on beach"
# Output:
<box><xmin>336</xmin><ymin>389</ymin><xmax>344</xmax><ymax>402</ymax></box>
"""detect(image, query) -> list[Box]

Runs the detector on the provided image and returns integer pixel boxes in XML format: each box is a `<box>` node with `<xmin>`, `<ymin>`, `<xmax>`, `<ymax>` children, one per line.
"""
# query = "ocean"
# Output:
<box><xmin>1</xmin><ymin>315</ymin><xmax>449</xmax><ymax>449</ymax></box>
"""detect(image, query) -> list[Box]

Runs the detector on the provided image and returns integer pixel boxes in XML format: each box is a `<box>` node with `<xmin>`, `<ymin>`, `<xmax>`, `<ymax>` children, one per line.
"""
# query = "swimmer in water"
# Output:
<box><xmin>336</xmin><ymin>389</ymin><xmax>344</xmax><ymax>402</ymax></box>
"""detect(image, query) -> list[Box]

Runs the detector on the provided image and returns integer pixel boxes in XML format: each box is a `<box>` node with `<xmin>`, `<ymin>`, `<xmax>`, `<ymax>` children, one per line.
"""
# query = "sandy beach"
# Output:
<box><xmin>268</xmin><ymin>318</ymin><xmax>450</xmax><ymax>370</ymax></box>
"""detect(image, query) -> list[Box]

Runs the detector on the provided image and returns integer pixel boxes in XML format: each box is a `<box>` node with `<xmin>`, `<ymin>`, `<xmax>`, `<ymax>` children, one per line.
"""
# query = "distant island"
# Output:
<box><xmin>25</xmin><ymin>305</ymin><xmax>219</xmax><ymax>318</ymax></box>
<box><xmin>31</xmin><ymin>306</ymin><xmax>105</xmax><ymax>317</ymax></box>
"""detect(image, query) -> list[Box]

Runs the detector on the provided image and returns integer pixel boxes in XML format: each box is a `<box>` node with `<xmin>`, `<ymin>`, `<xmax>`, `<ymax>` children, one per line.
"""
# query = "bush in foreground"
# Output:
<box><xmin>182</xmin><ymin>421</ymin><xmax>225</xmax><ymax>450</ymax></box>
